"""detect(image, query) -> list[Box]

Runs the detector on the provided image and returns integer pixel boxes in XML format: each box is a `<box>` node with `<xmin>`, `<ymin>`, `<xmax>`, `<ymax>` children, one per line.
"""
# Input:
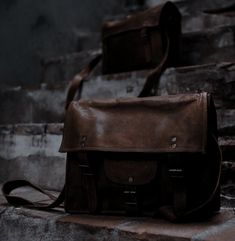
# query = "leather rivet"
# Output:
<box><xmin>128</xmin><ymin>177</ymin><xmax>134</xmax><ymax>183</ymax></box>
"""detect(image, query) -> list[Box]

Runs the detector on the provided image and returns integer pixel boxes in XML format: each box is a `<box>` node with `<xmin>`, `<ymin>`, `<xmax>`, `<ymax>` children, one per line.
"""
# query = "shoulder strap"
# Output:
<box><xmin>65</xmin><ymin>54</ymin><xmax>102</xmax><ymax>109</ymax></box>
<box><xmin>2</xmin><ymin>180</ymin><xmax>65</xmax><ymax>209</ymax></box>
<box><xmin>138</xmin><ymin>32</ymin><xmax>170</xmax><ymax>97</ymax></box>
<box><xmin>66</xmin><ymin>32</ymin><xmax>170</xmax><ymax>107</ymax></box>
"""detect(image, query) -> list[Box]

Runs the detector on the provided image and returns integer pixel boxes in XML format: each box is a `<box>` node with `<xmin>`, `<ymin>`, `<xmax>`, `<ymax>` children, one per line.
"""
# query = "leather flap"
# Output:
<box><xmin>60</xmin><ymin>93</ymin><xmax>208</xmax><ymax>153</ymax></box>
<box><xmin>102</xmin><ymin>2</ymin><xmax>181</xmax><ymax>39</ymax></box>
<box><xmin>104</xmin><ymin>159</ymin><xmax>158</xmax><ymax>185</ymax></box>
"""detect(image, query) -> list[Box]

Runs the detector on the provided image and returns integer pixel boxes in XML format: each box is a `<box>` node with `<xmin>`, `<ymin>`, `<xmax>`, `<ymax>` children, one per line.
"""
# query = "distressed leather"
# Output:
<box><xmin>60</xmin><ymin>93</ymin><xmax>208</xmax><ymax>153</ymax></box>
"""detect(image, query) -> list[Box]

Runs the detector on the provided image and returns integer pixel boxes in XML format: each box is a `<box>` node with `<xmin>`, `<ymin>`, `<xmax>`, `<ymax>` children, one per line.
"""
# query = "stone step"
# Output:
<box><xmin>181</xmin><ymin>25</ymin><xmax>235</xmax><ymax>66</ymax></box>
<box><xmin>1</xmin><ymin>62</ymin><xmax>235</xmax><ymax>124</ymax></box>
<box><xmin>41</xmin><ymin>25</ymin><xmax>235</xmax><ymax>86</ymax></box>
<box><xmin>181</xmin><ymin>10</ymin><xmax>235</xmax><ymax>34</ymax></box>
<box><xmin>0</xmin><ymin>124</ymin><xmax>65</xmax><ymax>191</ymax></box>
<box><xmin>157</xmin><ymin>62</ymin><xmax>235</xmax><ymax>107</ymax></box>
<box><xmin>1</xmin><ymin>186</ymin><xmax>235</xmax><ymax>241</ymax></box>
<box><xmin>1</xmin><ymin>123</ymin><xmax>235</xmax><ymax>191</ymax></box>
<box><xmin>0</xmin><ymin>87</ymin><xmax>67</xmax><ymax>124</ymax></box>
<box><xmin>148</xmin><ymin>0</ymin><xmax>235</xmax><ymax>33</ymax></box>
<box><xmin>41</xmin><ymin>49</ymin><xmax>101</xmax><ymax>88</ymax></box>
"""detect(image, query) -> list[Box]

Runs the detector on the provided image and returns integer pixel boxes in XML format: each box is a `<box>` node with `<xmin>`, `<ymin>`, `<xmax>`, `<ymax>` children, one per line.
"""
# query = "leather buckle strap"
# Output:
<box><xmin>78</xmin><ymin>153</ymin><xmax>97</xmax><ymax>213</ymax></box>
<box><xmin>168</xmin><ymin>168</ymin><xmax>184</xmax><ymax>178</ymax></box>
<box><xmin>124</xmin><ymin>186</ymin><xmax>141</xmax><ymax>216</ymax></box>
<box><xmin>168</xmin><ymin>161</ymin><xmax>187</xmax><ymax>215</ymax></box>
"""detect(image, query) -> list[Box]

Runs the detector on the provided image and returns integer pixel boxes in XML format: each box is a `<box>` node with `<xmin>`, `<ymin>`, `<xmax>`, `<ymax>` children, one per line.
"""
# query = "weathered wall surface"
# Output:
<box><xmin>0</xmin><ymin>124</ymin><xmax>65</xmax><ymax>190</ymax></box>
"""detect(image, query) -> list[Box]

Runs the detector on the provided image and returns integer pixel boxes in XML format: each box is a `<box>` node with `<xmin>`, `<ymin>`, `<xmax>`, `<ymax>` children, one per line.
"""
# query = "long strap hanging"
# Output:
<box><xmin>65</xmin><ymin>32</ymin><xmax>170</xmax><ymax>108</ymax></box>
<box><xmin>2</xmin><ymin>180</ymin><xmax>65</xmax><ymax>210</ymax></box>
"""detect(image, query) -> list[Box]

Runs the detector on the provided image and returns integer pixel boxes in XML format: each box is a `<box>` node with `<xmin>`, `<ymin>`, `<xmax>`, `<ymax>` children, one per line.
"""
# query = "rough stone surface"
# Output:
<box><xmin>181</xmin><ymin>26</ymin><xmax>235</xmax><ymax>65</ymax></box>
<box><xmin>219</xmin><ymin>136</ymin><xmax>235</xmax><ymax>161</ymax></box>
<box><xmin>158</xmin><ymin>63</ymin><xmax>235</xmax><ymax>107</ymax></box>
<box><xmin>148</xmin><ymin>0</ymin><xmax>235</xmax><ymax>33</ymax></box>
<box><xmin>0</xmin><ymin>88</ymin><xmax>67</xmax><ymax>124</ymax></box>
<box><xmin>0</xmin><ymin>188</ymin><xmax>235</xmax><ymax>241</ymax></box>
<box><xmin>182</xmin><ymin>14</ymin><xmax>235</xmax><ymax>34</ymax></box>
<box><xmin>0</xmin><ymin>124</ymin><xmax>65</xmax><ymax>190</ymax></box>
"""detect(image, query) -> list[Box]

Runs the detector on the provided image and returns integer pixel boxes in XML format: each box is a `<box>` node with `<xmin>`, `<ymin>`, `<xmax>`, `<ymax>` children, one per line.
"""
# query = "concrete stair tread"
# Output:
<box><xmin>1</xmin><ymin>185</ymin><xmax>235</xmax><ymax>241</ymax></box>
<box><xmin>1</xmin><ymin>61</ymin><xmax>234</xmax><ymax>124</ymax></box>
<box><xmin>41</xmin><ymin>23</ymin><xmax>235</xmax><ymax>87</ymax></box>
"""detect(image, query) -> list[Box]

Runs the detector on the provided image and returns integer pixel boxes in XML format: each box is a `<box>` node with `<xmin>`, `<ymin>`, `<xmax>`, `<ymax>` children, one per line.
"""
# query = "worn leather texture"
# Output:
<box><xmin>60</xmin><ymin>93</ymin><xmax>221</xmax><ymax>221</ymax></box>
<box><xmin>60</xmin><ymin>93</ymin><xmax>208</xmax><ymax>153</ymax></box>
<box><xmin>102</xmin><ymin>1</ymin><xmax>181</xmax><ymax>74</ymax></box>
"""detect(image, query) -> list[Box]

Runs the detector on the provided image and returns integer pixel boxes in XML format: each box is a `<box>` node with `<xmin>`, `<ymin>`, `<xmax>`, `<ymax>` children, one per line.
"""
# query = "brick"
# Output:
<box><xmin>46</xmin><ymin>123</ymin><xmax>64</xmax><ymax>135</ymax></box>
<box><xmin>13</xmin><ymin>124</ymin><xmax>45</xmax><ymax>135</ymax></box>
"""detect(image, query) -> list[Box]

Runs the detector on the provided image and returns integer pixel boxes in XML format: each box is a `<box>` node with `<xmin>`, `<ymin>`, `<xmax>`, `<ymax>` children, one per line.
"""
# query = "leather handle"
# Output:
<box><xmin>65</xmin><ymin>32</ymin><xmax>170</xmax><ymax>108</ymax></box>
<box><xmin>65</xmin><ymin>54</ymin><xmax>102</xmax><ymax>109</ymax></box>
<box><xmin>138</xmin><ymin>32</ymin><xmax>170</xmax><ymax>97</ymax></box>
<box><xmin>2</xmin><ymin>180</ymin><xmax>65</xmax><ymax>210</ymax></box>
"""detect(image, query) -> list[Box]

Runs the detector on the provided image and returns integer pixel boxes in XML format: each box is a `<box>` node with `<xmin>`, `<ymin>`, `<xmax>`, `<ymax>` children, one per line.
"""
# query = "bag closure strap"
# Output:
<box><xmin>168</xmin><ymin>159</ymin><xmax>187</xmax><ymax>216</ymax></box>
<box><xmin>78</xmin><ymin>153</ymin><xmax>97</xmax><ymax>213</ymax></box>
<box><xmin>124</xmin><ymin>185</ymin><xmax>142</xmax><ymax>216</ymax></box>
<box><xmin>138</xmin><ymin>31</ymin><xmax>170</xmax><ymax>97</ymax></box>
